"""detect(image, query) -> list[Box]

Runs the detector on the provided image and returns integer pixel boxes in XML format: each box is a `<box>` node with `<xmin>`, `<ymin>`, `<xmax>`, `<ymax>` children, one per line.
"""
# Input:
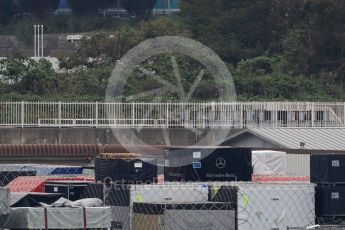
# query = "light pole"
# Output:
<box><xmin>34</xmin><ymin>25</ymin><xmax>44</xmax><ymax>58</ymax></box>
<box><xmin>34</xmin><ymin>25</ymin><xmax>36</xmax><ymax>57</ymax></box>
<box><xmin>41</xmin><ymin>25</ymin><xmax>44</xmax><ymax>57</ymax></box>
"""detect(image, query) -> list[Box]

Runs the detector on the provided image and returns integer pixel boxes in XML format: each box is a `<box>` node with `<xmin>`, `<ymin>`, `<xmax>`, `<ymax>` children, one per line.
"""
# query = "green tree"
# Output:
<box><xmin>17</xmin><ymin>0</ymin><xmax>59</xmax><ymax>18</ymax></box>
<box><xmin>181</xmin><ymin>0</ymin><xmax>306</xmax><ymax>63</ymax></box>
<box><xmin>0</xmin><ymin>54</ymin><xmax>29</xmax><ymax>90</ymax></box>
<box><xmin>0</xmin><ymin>54</ymin><xmax>58</xmax><ymax>95</ymax></box>
<box><xmin>68</xmin><ymin>0</ymin><xmax>97</xmax><ymax>15</ymax></box>
<box><xmin>59</xmin><ymin>27</ymin><xmax>143</xmax><ymax>68</ymax></box>
<box><xmin>20</xmin><ymin>59</ymin><xmax>58</xmax><ymax>95</ymax></box>
<box><xmin>68</xmin><ymin>0</ymin><xmax>113</xmax><ymax>15</ymax></box>
<box><xmin>0</xmin><ymin>0</ymin><xmax>16</xmax><ymax>24</ymax></box>
<box><xmin>122</xmin><ymin>0</ymin><xmax>157</xmax><ymax>20</ymax></box>
<box><xmin>141</xmin><ymin>17</ymin><xmax>190</xmax><ymax>38</ymax></box>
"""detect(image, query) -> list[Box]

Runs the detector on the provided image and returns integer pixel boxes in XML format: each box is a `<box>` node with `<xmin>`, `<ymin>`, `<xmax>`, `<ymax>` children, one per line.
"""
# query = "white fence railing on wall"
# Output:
<box><xmin>0</xmin><ymin>101</ymin><xmax>345</xmax><ymax>128</ymax></box>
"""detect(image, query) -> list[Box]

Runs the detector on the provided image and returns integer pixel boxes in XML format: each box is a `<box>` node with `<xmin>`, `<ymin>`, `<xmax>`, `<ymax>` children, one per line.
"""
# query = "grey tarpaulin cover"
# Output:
<box><xmin>45</xmin><ymin>197</ymin><xmax>103</xmax><ymax>208</ymax></box>
<box><xmin>1</xmin><ymin>206</ymin><xmax>111</xmax><ymax>229</ymax></box>
<box><xmin>0</xmin><ymin>187</ymin><xmax>9</xmax><ymax>215</ymax></box>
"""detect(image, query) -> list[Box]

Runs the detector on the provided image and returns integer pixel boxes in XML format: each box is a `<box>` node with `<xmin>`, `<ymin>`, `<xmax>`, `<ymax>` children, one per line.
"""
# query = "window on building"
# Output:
<box><xmin>316</xmin><ymin>111</ymin><xmax>324</xmax><ymax>121</ymax></box>
<box><xmin>264</xmin><ymin>111</ymin><xmax>271</xmax><ymax>121</ymax></box>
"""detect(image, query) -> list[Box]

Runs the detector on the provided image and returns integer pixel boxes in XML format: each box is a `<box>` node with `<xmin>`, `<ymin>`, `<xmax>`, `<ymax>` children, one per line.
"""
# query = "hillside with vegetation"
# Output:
<box><xmin>0</xmin><ymin>0</ymin><xmax>345</xmax><ymax>101</ymax></box>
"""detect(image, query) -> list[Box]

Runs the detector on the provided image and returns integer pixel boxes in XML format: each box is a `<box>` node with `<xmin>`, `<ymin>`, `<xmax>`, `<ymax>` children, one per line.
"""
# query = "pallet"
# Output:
<box><xmin>99</xmin><ymin>152</ymin><xmax>143</xmax><ymax>159</ymax></box>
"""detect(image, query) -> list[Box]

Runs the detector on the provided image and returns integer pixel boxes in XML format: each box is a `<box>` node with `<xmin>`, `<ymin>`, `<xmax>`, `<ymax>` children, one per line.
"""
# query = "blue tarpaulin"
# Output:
<box><xmin>0</xmin><ymin>164</ymin><xmax>83</xmax><ymax>176</ymax></box>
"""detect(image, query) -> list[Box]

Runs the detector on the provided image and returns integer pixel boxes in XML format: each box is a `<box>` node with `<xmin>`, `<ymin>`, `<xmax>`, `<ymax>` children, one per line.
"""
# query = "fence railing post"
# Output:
<box><xmin>240</xmin><ymin>102</ymin><xmax>243</xmax><ymax>129</ymax></box>
<box><xmin>311</xmin><ymin>102</ymin><xmax>314</xmax><ymax>127</ymax></box>
<box><xmin>343</xmin><ymin>102</ymin><xmax>345</xmax><ymax>127</ymax></box>
<box><xmin>6</xmin><ymin>101</ymin><xmax>345</xmax><ymax>128</ymax></box>
<box><xmin>58</xmin><ymin>101</ymin><xmax>62</xmax><ymax>128</ymax></box>
<box><xmin>95</xmin><ymin>102</ymin><xmax>98</xmax><ymax>128</ymax></box>
<box><xmin>166</xmin><ymin>102</ymin><xmax>169</xmax><ymax>128</ymax></box>
<box><xmin>132</xmin><ymin>102</ymin><xmax>135</xmax><ymax>128</ymax></box>
<box><xmin>21</xmin><ymin>101</ymin><xmax>24</xmax><ymax>128</ymax></box>
<box><xmin>275</xmin><ymin>102</ymin><xmax>278</xmax><ymax>128</ymax></box>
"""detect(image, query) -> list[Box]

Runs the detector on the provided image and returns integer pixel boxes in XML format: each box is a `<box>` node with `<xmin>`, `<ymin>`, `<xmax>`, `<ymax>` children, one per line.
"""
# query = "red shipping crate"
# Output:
<box><xmin>7</xmin><ymin>175</ymin><xmax>95</xmax><ymax>193</ymax></box>
<box><xmin>7</xmin><ymin>176</ymin><xmax>48</xmax><ymax>192</ymax></box>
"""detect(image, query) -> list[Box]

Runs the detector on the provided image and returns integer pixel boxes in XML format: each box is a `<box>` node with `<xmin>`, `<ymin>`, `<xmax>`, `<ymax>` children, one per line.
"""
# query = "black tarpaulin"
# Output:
<box><xmin>10</xmin><ymin>192</ymin><xmax>62</xmax><ymax>207</ymax></box>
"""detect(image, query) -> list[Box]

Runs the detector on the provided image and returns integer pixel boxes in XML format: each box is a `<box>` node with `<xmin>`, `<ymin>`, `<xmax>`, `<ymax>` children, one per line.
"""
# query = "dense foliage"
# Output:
<box><xmin>0</xmin><ymin>0</ymin><xmax>345</xmax><ymax>101</ymax></box>
<box><xmin>0</xmin><ymin>0</ymin><xmax>16</xmax><ymax>24</ymax></box>
<box><xmin>67</xmin><ymin>0</ymin><xmax>114</xmax><ymax>15</ymax></box>
<box><xmin>17</xmin><ymin>0</ymin><xmax>59</xmax><ymax>18</ymax></box>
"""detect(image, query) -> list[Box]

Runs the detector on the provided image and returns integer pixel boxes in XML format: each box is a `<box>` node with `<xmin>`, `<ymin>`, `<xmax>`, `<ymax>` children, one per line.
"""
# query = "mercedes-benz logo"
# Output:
<box><xmin>216</xmin><ymin>157</ymin><xmax>226</xmax><ymax>169</ymax></box>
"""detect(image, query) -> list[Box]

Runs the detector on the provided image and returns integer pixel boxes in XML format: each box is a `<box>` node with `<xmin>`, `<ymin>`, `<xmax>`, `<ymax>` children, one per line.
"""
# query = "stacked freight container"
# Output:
<box><xmin>94</xmin><ymin>147</ymin><xmax>253</xmax><ymax>183</ymax></box>
<box><xmin>80</xmin><ymin>182</ymin><xmax>315</xmax><ymax>230</ymax></box>
<box><xmin>164</xmin><ymin>147</ymin><xmax>252</xmax><ymax>182</ymax></box>
<box><xmin>80</xmin><ymin>183</ymin><xmax>211</xmax><ymax>230</ymax></box>
<box><xmin>312</xmin><ymin>154</ymin><xmax>345</xmax><ymax>225</ymax></box>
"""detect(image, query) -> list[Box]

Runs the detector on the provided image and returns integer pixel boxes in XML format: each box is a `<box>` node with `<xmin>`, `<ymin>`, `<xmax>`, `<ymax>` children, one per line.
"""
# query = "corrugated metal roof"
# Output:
<box><xmin>242</xmin><ymin>128</ymin><xmax>345</xmax><ymax>150</ymax></box>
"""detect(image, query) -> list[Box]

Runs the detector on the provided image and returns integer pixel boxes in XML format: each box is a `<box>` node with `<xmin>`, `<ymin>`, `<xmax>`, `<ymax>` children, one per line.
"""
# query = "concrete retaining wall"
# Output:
<box><xmin>0</xmin><ymin>128</ymin><xmax>240</xmax><ymax>145</ymax></box>
<box><xmin>0</xmin><ymin>34</ymin><xmax>77</xmax><ymax>57</ymax></box>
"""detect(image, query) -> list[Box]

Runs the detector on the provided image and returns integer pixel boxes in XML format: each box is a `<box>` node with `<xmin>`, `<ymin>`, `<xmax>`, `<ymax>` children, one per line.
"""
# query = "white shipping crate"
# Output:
<box><xmin>130</xmin><ymin>183</ymin><xmax>209</xmax><ymax>203</ymax></box>
<box><xmin>236</xmin><ymin>183</ymin><xmax>315</xmax><ymax>230</ymax></box>
<box><xmin>252</xmin><ymin>150</ymin><xmax>287</xmax><ymax>175</ymax></box>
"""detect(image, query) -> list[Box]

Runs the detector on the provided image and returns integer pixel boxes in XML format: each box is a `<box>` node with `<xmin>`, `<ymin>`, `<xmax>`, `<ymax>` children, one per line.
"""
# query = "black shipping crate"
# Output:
<box><xmin>164</xmin><ymin>147</ymin><xmax>252</xmax><ymax>182</ymax></box>
<box><xmin>316</xmin><ymin>185</ymin><xmax>345</xmax><ymax>216</ymax></box>
<box><xmin>45</xmin><ymin>181</ymin><xmax>90</xmax><ymax>201</ymax></box>
<box><xmin>311</xmin><ymin>154</ymin><xmax>345</xmax><ymax>184</ymax></box>
<box><xmin>95</xmin><ymin>157</ymin><xmax>158</xmax><ymax>183</ymax></box>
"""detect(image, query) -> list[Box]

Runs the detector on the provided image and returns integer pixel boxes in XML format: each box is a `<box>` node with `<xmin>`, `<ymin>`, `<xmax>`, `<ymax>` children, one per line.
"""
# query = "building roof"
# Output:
<box><xmin>229</xmin><ymin>128</ymin><xmax>345</xmax><ymax>150</ymax></box>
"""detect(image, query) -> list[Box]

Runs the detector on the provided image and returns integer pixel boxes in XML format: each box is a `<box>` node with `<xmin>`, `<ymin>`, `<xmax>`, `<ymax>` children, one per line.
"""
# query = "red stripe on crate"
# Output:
<box><xmin>252</xmin><ymin>175</ymin><xmax>310</xmax><ymax>182</ymax></box>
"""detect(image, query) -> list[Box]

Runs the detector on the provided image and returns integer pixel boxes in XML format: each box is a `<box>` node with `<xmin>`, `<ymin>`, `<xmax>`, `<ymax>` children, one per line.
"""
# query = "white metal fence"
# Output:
<box><xmin>0</xmin><ymin>101</ymin><xmax>344</xmax><ymax>128</ymax></box>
